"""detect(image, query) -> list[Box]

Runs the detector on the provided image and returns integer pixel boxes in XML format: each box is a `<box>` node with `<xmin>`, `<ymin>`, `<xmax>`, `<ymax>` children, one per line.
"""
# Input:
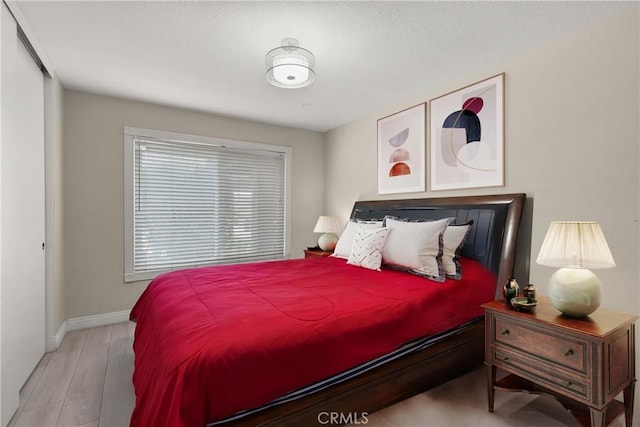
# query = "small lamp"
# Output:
<box><xmin>313</xmin><ymin>216</ymin><xmax>341</xmax><ymax>251</ymax></box>
<box><xmin>536</xmin><ymin>221</ymin><xmax>615</xmax><ymax>317</ymax></box>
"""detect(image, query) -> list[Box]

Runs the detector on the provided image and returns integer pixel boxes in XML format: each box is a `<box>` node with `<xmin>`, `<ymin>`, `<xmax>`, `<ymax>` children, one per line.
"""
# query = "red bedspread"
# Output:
<box><xmin>130</xmin><ymin>256</ymin><xmax>496</xmax><ymax>427</ymax></box>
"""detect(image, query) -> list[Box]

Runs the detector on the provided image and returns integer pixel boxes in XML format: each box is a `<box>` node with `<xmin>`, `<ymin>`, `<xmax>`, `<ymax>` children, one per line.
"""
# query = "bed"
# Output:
<box><xmin>130</xmin><ymin>193</ymin><xmax>525</xmax><ymax>426</ymax></box>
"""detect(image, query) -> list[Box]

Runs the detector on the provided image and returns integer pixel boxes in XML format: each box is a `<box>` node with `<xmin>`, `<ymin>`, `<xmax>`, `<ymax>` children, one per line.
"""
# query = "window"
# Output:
<box><xmin>124</xmin><ymin>127</ymin><xmax>291</xmax><ymax>282</ymax></box>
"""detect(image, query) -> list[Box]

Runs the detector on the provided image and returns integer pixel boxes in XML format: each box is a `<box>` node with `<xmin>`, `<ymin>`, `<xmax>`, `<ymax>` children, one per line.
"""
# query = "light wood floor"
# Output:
<box><xmin>8</xmin><ymin>323</ymin><xmax>135</xmax><ymax>427</ymax></box>
<box><xmin>8</xmin><ymin>321</ymin><xmax>637</xmax><ymax>427</ymax></box>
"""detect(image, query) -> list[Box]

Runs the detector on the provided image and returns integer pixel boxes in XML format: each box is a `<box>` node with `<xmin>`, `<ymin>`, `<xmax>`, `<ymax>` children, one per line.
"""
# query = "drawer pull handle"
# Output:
<box><xmin>564</xmin><ymin>349</ymin><xmax>574</xmax><ymax>357</ymax></box>
<box><xmin>565</xmin><ymin>381</ymin><xmax>573</xmax><ymax>387</ymax></box>
<box><xmin>500</xmin><ymin>329</ymin><xmax>510</xmax><ymax>336</ymax></box>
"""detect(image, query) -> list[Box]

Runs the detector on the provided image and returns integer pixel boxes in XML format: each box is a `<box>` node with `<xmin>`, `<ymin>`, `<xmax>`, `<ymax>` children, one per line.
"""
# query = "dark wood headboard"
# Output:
<box><xmin>350</xmin><ymin>193</ymin><xmax>526</xmax><ymax>295</ymax></box>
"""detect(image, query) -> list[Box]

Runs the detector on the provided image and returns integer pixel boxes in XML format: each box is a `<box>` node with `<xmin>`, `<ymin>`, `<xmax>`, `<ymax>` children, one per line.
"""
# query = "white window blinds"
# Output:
<box><xmin>124</xmin><ymin>127</ymin><xmax>291</xmax><ymax>282</ymax></box>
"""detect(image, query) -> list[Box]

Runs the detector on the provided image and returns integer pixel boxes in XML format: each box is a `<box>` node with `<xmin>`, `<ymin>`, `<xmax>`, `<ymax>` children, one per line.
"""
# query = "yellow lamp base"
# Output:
<box><xmin>318</xmin><ymin>233</ymin><xmax>338</xmax><ymax>251</ymax></box>
<box><xmin>548</xmin><ymin>267</ymin><xmax>602</xmax><ymax>317</ymax></box>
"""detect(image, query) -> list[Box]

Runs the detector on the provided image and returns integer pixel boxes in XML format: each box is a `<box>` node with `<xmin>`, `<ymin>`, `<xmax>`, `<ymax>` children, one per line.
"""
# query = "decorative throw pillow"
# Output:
<box><xmin>347</xmin><ymin>227</ymin><xmax>389</xmax><ymax>271</ymax></box>
<box><xmin>382</xmin><ymin>217</ymin><xmax>449</xmax><ymax>282</ymax></box>
<box><xmin>332</xmin><ymin>221</ymin><xmax>383</xmax><ymax>259</ymax></box>
<box><xmin>442</xmin><ymin>221</ymin><xmax>473</xmax><ymax>279</ymax></box>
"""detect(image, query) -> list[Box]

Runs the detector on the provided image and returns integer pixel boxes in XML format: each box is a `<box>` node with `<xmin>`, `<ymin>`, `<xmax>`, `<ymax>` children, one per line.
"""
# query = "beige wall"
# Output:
<box><xmin>325</xmin><ymin>7</ymin><xmax>640</xmax><ymax>314</ymax></box>
<box><xmin>63</xmin><ymin>91</ymin><xmax>324</xmax><ymax>318</ymax></box>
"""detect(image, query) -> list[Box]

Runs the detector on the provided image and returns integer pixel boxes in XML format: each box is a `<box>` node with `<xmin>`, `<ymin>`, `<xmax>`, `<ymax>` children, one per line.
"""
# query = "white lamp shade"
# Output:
<box><xmin>266</xmin><ymin>38</ymin><xmax>315</xmax><ymax>89</ymax></box>
<box><xmin>536</xmin><ymin>221</ymin><xmax>615</xmax><ymax>269</ymax></box>
<box><xmin>313</xmin><ymin>216</ymin><xmax>342</xmax><ymax>234</ymax></box>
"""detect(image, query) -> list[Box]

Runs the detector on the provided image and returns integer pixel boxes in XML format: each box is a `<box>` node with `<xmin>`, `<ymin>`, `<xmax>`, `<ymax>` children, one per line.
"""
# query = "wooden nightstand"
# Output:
<box><xmin>483</xmin><ymin>296</ymin><xmax>638</xmax><ymax>427</ymax></box>
<box><xmin>304</xmin><ymin>249</ymin><xmax>333</xmax><ymax>258</ymax></box>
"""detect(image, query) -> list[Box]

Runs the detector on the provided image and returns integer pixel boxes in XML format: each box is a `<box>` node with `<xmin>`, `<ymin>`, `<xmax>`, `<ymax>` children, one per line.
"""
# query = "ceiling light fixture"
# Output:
<box><xmin>265</xmin><ymin>38</ymin><xmax>315</xmax><ymax>89</ymax></box>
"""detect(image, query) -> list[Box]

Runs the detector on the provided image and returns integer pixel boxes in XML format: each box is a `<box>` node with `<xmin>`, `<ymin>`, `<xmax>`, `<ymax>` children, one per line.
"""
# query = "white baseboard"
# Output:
<box><xmin>66</xmin><ymin>309</ymin><xmax>131</xmax><ymax>331</ymax></box>
<box><xmin>55</xmin><ymin>310</ymin><xmax>132</xmax><ymax>346</ymax></box>
<box><xmin>53</xmin><ymin>321</ymin><xmax>67</xmax><ymax>349</ymax></box>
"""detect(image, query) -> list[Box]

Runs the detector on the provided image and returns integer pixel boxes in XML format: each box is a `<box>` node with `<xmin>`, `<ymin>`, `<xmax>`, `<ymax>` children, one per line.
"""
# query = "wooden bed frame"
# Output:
<box><xmin>226</xmin><ymin>193</ymin><xmax>526</xmax><ymax>426</ymax></box>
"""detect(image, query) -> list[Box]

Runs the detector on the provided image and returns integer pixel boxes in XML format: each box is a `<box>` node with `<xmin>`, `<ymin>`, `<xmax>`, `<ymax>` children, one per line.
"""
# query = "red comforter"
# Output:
<box><xmin>130</xmin><ymin>256</ymin><xmax>496</xmax><ymax>426</ymax></box>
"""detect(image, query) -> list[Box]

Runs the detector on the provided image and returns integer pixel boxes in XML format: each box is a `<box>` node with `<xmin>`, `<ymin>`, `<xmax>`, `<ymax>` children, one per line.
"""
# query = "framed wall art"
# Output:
<box><xmin>429</xmin><ymin>73</ymin><xmax>504</xmax><ymax>191</ymax></box>
<box><xmin>377</xmin><ymin>103</ymin><xmax>426</xmax><ymax>195</ymax></box>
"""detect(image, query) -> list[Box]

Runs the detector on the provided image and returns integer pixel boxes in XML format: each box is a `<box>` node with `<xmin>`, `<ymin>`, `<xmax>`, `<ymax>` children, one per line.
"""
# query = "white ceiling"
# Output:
<box><xmin>14</xmin><ymin>1</ymin><xmax>633</xmax><ymax>132</ymax></box>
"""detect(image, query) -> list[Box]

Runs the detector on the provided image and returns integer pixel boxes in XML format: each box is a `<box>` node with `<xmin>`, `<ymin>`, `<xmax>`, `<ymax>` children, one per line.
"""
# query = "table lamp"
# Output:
<box><xmin>313</xmin><ymin>216</ymin><xmax>342</xmax><ymax>251</ymax></box>
<box><xmin>536</xmin><ymin>221</ymin><xmax>615</xmax><ymax>317</ymax></box>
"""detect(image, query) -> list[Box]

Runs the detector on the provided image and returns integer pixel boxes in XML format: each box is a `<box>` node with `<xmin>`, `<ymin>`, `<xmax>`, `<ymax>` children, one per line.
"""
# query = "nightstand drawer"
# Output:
<box><xmin>494</xmin><ymin>317</ymin><xmax>588</xmax><ymax>375</ymax></box>
<box><xmin>494</xmin><ymin>349</ymin><xmax>590</xmax><ymax>401</ymax></box>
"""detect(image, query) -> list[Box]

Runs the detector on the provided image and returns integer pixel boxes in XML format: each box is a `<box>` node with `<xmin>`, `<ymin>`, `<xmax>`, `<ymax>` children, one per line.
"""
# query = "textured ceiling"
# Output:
<box><xmin>14</xmin><ymin>1</ymin><xmax>633</xmax><ymax>132</ymax></box>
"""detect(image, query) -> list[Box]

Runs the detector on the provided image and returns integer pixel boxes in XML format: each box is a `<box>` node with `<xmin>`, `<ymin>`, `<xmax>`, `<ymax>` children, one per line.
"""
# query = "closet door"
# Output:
<box><xmin>1</xmin><ymin>3</ymin><xmax>46</xmax><ymax>425</ymax></box>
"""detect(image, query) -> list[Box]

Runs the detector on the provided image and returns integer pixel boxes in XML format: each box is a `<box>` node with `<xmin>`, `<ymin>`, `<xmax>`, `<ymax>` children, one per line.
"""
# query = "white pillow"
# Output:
<box><xmin>347</xmin><ymin>227</ymin><xmax>389</xmax><ymax>271</ymax></box>
<box><xmin>332</xmin><ymin>220</ymin><xmax>383</xmax><ymax>259</ymax></box>
<box><xmin>442</xmin><ymin>222</ymin><xmax>472</xmax><ymax>279</ymax></box>
<box><xmin>382</xmin><ymin>217</ymin><xmax>449</xmax><ymax>282</ymax></box>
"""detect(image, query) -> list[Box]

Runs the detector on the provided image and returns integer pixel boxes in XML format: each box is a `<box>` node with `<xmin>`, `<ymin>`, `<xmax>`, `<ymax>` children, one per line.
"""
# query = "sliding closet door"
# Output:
<box><xmin>1</xmin><ymin>3</ymin><xmax>46</xmax><ymax>425</ymax></box>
